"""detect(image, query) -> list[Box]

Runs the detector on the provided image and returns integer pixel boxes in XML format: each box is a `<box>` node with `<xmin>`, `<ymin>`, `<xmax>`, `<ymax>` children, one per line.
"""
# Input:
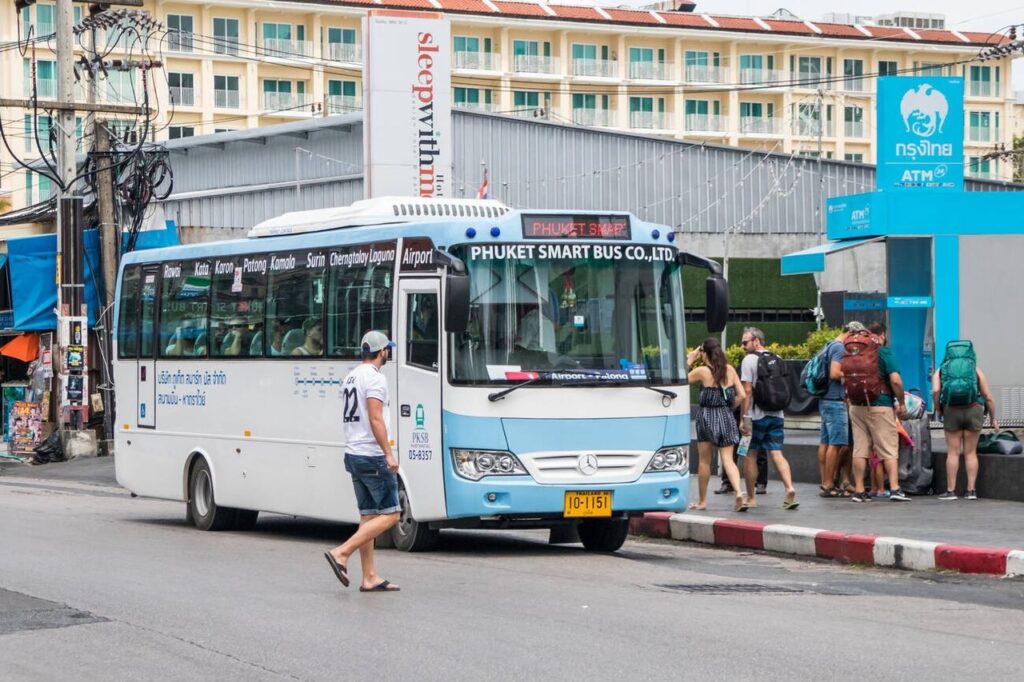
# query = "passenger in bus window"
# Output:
<box><xmin>221</xmin><ymin>318</ymin><xmax>250</xmax><ymax>356</ymax></box>
<box><xmin>411</xmin><ymin>296</ymin><xmax>438</xmax><ymax>341</ymax></box>
<box><xmin>268</xmin><ymin>318</ymin><xmax>286</xmax><ymax>356</ymax></box>
<box><xmin>292</xmin><ymin>318</ymin><xmax>324</xmax><ymax>356</ymax></box>
<box><xmin>166</xmin><ymin>321</ymin><xmax>200</xmax><ymax>356</ymax></box>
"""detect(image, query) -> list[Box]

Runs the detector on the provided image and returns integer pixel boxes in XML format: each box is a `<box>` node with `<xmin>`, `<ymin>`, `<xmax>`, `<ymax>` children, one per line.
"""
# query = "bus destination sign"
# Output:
<box><xmin>521</xmin><ymin>214</ymin><xmax>631</xmax><ymax>240</ymax></box>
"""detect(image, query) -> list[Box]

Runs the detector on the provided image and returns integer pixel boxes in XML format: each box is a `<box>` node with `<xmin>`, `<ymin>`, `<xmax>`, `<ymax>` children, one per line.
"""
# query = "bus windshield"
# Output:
<box><xmin>448</xmin><ymin>243</ymin><xmax>685</xmax><ymax>385</ymax></box>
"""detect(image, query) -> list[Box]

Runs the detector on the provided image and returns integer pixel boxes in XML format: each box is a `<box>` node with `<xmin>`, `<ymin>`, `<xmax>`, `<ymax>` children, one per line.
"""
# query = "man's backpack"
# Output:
<box><xmin>800</xmin><ymin>343</ymin><xmax>833</xmax><ymax>397</ymax></box>
<box><xmin>753</xmin><ymin>351</ymin><xmax>791</xmax><ymax>412</ymax></box>
<box><xmin>841</xmin><ymin>332</ymin><xmax>887</xmax><ymax>405</ymax></box>
<box><xmin>939</xmin><ymin>340</ymin><xmax>979</xmax><ymax>407</ymax></box>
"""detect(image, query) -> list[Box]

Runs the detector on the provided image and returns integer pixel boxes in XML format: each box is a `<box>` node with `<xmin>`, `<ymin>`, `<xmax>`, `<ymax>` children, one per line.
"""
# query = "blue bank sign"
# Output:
<box><xmin>876</xmin><ymin>76</ymin><xmax>964</xmax><ymax>192</ymax></box>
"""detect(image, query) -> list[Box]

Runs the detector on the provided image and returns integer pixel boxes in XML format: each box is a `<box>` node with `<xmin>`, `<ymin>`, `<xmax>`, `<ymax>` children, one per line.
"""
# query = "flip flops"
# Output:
<box><xmin>783</xmin><ymin>499</ymin><xmax>800</xmax><ymax>510</ymax></box>
<box><xmin>734</xmin><ymin>496</ymin><xmax>749</xmax><ymax>513</ymax></box>
<box><xmin>324</xmin><ymin>552</ymin><xmax>349</xmax><ymax>587</ymax></box>
<box><xmin>360</xmin><ymin>580</ymin><xmax>400</xmax><ymax>593</ymax></box>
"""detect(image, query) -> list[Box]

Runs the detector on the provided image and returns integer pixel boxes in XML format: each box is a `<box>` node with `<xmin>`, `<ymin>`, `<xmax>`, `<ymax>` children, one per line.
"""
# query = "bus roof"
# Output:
<box><xmin>121</xmin><ymin>200</ymin><xmax>673</xmax><ymax>268</ymax></box>
<box><xmin>248</xmin><ymin>197</ymin><xmax>512</xmax><ymax>239</ymax></box>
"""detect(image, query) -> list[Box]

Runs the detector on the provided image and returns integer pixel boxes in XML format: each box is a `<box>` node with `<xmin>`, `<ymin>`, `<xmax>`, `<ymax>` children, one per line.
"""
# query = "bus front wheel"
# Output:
<box><xmin>187</xmin><ymin>458</ymin><xmax>236</xmax><ymax>531</ymax></box>
<box><xmin>578</xmin><ymin>518</ymin><xmax>629</xmax><ymax>553</ymax></box>
<box><xmin>391</xmin><ymin>486</ymin><xmax>439</xmax><ymax>552</ymax></box>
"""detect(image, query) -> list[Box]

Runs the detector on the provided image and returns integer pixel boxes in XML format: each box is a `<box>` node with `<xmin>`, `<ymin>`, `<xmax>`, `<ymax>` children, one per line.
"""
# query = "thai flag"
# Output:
<box><xmin>476</xmin><ymin>170</ymin><xmax>489</xmax><ymax>200</ymax></box>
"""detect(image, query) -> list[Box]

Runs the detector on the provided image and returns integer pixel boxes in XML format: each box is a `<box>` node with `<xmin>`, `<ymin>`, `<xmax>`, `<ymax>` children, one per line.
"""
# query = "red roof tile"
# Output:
<box><xmin>549</xmin><ymin>4</ymin><xmax>602</xmax><ymax>20</ymax></box>
<box><xmin>658</xmin><ymin>12</ymin><xmax>709</xmax><ymax>28</ymax></box>
<box><xmin>602</xmin><ymin>8</ymin><xmax>663</xmax><ymax>25</ymax></box>
<box><xmin>815</xmin><ymin>22</ymin><xmax>867</xmax><ymax>38</ymax></box>
<box><xmin>762</xmin><ymin>19</ymin><xmax>815</xmax><ymax>35</ymax></box>
<box><xmin>491</xmin><ymin>1</ymin><xmax>549</xmax><ymax>17</ymax></box>
<box><xmin>960</xmin><ymin>31</ymin><xmax>1004</xmax><ymax>45</ymax></box>
<box><xmin>311</xmin><ymin>0</ymin><xmax>1007</xmax><ymax>47</ymax></box>
<box><xmin>865</xmin><ymin>26</ymin><xmax>909</xmax><ymax>40</ymax></box>
<box><xmin>437</xmin><ymin>0</ymin><xmax>496</xmax><ymax>11</ymax></box>
<box><xmin>388</xmin><ymin>0</ymin><xmax>436</xmax><ymax>8</ymax></box>
<box><xmin>708</xmin><ymin>16</ymin><xmax>762</xmax><ymax>31</ymax></box>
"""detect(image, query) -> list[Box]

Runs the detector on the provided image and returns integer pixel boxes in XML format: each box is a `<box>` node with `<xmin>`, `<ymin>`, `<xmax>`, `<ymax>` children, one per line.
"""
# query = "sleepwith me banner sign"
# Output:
<box><xmin>876</xmin><ymin>76</ymin><xmax>964</xmax><ymax>192</ymax></box>
<box><xmin>363</xmin><ymin>10</ymin><xmax>452</xmax><ymax>199</ymax></box>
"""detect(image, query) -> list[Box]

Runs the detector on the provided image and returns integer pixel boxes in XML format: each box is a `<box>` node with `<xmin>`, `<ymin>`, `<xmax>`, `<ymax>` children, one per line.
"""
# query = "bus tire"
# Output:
<box><xmin>578</xmin><ymin>518</ymin><xmax>629</xmax><ymax>553</ymax></box>
<box><xmin>232</xmin><ymin>509</ymin><xmax>259</xmax><ymax>531</ymax></box>
<box><xmin>391</xmin><ymin>486</ymin><xmax>439</xmax><ymax>552</ymax></box>
<box><xmin>187</xmin><ymin>458</ymin><xmax>236</xmax><ymax>531</ymax></box>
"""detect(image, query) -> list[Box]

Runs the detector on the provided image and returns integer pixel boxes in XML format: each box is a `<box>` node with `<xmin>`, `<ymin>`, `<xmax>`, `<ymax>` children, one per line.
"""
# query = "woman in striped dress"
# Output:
<box><xmin>687</xmin><ymin>337</ymin><xmax>748</xmax><ymax>513</ymax></box>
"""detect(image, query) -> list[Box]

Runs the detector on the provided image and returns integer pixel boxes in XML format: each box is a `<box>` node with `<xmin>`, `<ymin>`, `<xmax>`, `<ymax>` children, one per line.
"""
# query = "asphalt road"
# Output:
<box><xmin>3</xmin><ymin>469</ymin><xmax>1024</xmax><ymax>681</ymax></box>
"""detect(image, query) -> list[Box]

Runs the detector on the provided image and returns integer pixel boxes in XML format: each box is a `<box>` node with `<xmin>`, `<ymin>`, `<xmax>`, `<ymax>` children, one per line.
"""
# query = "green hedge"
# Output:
<box><xmin>683</xmin><ymin>257</ymin><xmax>817</xmax><ymax>309</ymax></box>
<box><xmin>686</xmin><ymin>321</ymin><xmax>816</xmax><ymax>348</ymax></box>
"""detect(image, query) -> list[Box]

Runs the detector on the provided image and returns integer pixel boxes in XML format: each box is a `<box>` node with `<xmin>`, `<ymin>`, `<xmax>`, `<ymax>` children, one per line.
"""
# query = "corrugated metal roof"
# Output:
<box><xmin>158</xmin><ymin>111</ymin><xmax>1023</xmax><ymax>237</ymax></box>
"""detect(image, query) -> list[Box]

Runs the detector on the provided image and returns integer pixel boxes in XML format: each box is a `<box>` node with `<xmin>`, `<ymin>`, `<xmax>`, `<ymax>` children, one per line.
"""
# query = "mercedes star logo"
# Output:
<box><xmin>577</xmin><ymin>454</ymin><xmax>599</xmax><ymax>476</ymax></box>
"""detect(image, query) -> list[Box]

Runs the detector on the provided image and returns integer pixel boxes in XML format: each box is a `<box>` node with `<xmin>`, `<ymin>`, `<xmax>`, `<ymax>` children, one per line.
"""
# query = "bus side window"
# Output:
<box><xmin>117</xmin><ymin>266</ymin><xmax>141</xmax><ymax>358</ymax></box>
<box><xmin>268</xmin><ymin>251</ymin><xmax>325</xmax><ymax>358</ymax></box>
<box><xmin>327</xmin><ymin>253</ymin><xmax>392</xmax><ymax>359</ymax></box>
<box><xmin>211</xmin><ymin>258</ymin><xmax>267</xmax><ymax>358</ymax></box>
<box><xmin>158</xmin><ymin>261</ymin><xmax>211</xmax><ymax>359</ymax></box>
<box><xmin>406</xmin><ymin>292</ymin><xmax>438</xmax><ymax>371</ymax></box>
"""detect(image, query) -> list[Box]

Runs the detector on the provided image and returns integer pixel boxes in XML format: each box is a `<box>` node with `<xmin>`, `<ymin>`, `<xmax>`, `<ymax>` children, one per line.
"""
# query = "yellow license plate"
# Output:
<box><xmin>564</xmin><ymin>491</ymin><xmax>612</xmax><ymax>518</ymax></box>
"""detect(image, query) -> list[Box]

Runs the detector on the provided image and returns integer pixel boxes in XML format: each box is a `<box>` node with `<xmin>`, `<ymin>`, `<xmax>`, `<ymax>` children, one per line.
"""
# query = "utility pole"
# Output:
<box><xmin>55</xmin><ymin>0</ymin><xmax>88</xmax><ymax>433</ymax></box>
<box><xmin>94</xmin><ymin>120</ymin><xmax>118</xmax><ymax>450</ymax></box>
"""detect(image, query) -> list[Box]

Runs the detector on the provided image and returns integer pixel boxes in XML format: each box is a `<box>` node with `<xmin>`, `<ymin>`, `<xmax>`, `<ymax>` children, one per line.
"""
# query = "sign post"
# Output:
<box><xmin>362</xmin><ymin>10</ymin><xmax>452</xmax><ymax>199</ymax></box>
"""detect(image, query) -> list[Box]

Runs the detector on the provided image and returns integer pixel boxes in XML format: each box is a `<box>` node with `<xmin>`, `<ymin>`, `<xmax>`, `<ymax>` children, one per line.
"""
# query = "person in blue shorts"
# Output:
<box><xmin>818</xmin><ymin>322</ymin><xmax>860</xmax><ymax>498</ymax></box>
<box><xmin>739</xmin><ymin>328</ymin><xmax>798</xmax><ymax>510</ymax></box>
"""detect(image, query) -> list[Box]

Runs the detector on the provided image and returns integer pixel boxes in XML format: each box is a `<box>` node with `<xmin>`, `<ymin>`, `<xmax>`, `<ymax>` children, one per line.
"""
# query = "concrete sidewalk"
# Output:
<box><xmin>630</xmin><ymin>478</ymin><xmax>1024</xmax><ymax>577</ymax></box>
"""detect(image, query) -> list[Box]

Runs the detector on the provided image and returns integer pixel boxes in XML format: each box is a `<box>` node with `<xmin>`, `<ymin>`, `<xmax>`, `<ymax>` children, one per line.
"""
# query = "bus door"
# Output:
<box><xmin>396</xmin><ymin>277</ymin><xmax>445</xmax><ymax>520</ymax></box>
<box><xmin>137</xmin><ymin>266</ymin><xmax>159</xmax><ymax>428</ymax></box>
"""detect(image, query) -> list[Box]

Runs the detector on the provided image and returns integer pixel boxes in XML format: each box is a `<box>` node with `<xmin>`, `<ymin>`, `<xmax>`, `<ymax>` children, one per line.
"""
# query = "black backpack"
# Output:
<box><xmin>753</xmin><ymin>351</ymin><xmax>791</xmax><ymax>412</ymax></box>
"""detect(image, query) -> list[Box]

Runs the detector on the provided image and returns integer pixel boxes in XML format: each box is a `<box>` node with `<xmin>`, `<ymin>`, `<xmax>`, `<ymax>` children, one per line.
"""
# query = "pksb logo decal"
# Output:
<box><xmin>899</xmin><ymin>84</ymin><xmax>949</xmax><ymax>138</ymax></box>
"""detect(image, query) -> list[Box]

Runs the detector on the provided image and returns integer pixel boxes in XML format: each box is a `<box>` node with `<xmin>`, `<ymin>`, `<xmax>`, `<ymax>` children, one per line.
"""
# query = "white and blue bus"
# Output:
<box><xmin>113</xmin><ymin>198</ymin><xmax>727</xmax><ymax>552</ymax></box>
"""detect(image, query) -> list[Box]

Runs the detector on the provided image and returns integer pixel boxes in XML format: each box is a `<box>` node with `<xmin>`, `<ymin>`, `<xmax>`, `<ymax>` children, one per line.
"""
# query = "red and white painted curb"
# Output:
<box><xmin>629</xmin><ymin>512</ymin><xmax>1024</xmax><ymax>578</ymax></box>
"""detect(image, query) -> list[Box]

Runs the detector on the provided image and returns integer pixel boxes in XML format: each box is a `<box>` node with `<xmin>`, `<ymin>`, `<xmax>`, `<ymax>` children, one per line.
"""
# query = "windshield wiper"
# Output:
<box><xmin>547</xmin><ymin>376</ymin><xmax>678</xmax><ymax>400</ymax></box>
<box><xmin>488</xmin><ymin>377</ymin><xmax>541</xmax><ymax>402</ymax></box>
<box><xmin>644</xmin><ymin>386</ymin><xmax>678</xmax><ymax>400</ymax></box>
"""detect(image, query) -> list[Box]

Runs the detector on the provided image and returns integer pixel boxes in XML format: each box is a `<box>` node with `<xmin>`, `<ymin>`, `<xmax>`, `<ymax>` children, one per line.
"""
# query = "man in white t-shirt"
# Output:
<box><xmin>740</xmin><ymin>327</ymin><xmax>798</xmax><ymax>511</ymax></box>
<box><xmin>325</xmin><ymin>331</ymin><xmax>401</xmax><ymax>593</ymax></box>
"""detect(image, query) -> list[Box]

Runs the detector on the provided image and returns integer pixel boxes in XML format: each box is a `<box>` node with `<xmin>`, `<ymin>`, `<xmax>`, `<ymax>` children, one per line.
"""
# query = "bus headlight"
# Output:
<box><xmin>452</xmin><ymin>449</ymin><xmax>527</xmax><ymax>481</ymax></box>
<box><xmin>646</xmin><ymin>446</ymin><xmax>688</xmax><ymax>473</ymax></box>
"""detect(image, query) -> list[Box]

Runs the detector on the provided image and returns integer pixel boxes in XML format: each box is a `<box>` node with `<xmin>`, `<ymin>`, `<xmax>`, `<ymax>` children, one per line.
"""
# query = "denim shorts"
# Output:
<box><xmin>750</xmin><ymin>416</ymin><xmax>785</xmax><ymax>452</ymax></box>
<box><xmin>819</xmin><ymin>399</ymin><xmax>850</xmax><ymax>446</ymax></box>
<box><xmin>344</xmin><ymin>453</ymin><xmax>400</xmax><ymax>516</ymax></box>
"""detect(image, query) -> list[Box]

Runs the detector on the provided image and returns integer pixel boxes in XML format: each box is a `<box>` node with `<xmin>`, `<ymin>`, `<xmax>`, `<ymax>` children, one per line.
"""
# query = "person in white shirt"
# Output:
<box><xmin>740</xmin><ymin>327</ymin><xmax>798</xmax><ymax>511</ymax></box>
<box><xmin>325</xmin><ymin>331</ymin><xmax>401</xmax><ymax>593</ymax></box>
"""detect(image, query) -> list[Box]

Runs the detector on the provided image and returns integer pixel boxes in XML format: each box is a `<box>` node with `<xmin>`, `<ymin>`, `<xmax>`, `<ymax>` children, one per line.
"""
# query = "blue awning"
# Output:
<box><xmin>122</xmin><ymin>220</ymin><xmax>180</xmax><ymax>252</ymax></box>
<box><xmin>781</xmin><ymin>237</ymin><xmax>885</xmax><ymax>276</ymax></box>
<box><xmin>6</xmin><ymin>230</ymin><xmax>103</xmax><ymax>330</ymax></box>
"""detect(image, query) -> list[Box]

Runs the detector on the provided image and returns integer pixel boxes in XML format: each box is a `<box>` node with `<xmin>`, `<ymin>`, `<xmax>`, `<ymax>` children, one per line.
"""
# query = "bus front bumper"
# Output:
<box><xmin>442</xmin><ymin>471</ymin><xmax>688</xmax><ymax>520</ymax></box>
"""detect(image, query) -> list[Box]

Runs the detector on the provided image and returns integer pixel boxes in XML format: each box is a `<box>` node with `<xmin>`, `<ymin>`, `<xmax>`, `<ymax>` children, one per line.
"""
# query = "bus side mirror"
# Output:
<box><xmin>706</xmin><ymin>275</ymin><xmax>729</xmax><ymax>333</ymax></box>
<box><xmin>445</xmin><ymin>271</ymin><xmax>470</xmax><ymax>334</ymax></box>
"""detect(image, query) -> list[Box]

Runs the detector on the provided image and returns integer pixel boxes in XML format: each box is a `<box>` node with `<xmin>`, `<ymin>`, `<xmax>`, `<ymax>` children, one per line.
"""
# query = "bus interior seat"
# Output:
<box><xmin>282</xmin><ymin>328</ymin><xmax>305</xmax><ymax>355</ymax></box>
<box><xmin>249</xmin><ymin>331</ymin><xmax>263</xmax><ymax>356</ymax></box>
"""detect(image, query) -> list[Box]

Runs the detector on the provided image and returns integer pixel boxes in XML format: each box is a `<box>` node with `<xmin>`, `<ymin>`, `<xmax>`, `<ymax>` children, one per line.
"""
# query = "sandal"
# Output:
<box><xmin>783</xmin><ymin>499</ymin><xmax>800</xmax><ymax>510</ymax></box>
<box><xmin>360</xmin><ymin>580</ymin><xmax>400</xmax><ymax>593</ymax></box>
<box><xmin>734</xmin><ymin>495</ymin><xmax>749</xmax><ymax>513</ymax></box>
<box><xmin>818</xmin><ymin>487</ymin><xmax>839</xmax><ymax>498</ymax></box>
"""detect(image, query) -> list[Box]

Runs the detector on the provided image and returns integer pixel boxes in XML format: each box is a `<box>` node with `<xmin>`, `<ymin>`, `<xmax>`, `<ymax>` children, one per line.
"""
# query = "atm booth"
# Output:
<box><xmin>782</xmin><ymin>188</ymin><xmax>1024</xmax><ymax>426</ymax></box>
<box><xmin>782</xmin><ymin>76</ymin><xmax>1024</xmax><ymax>427</ymax></box>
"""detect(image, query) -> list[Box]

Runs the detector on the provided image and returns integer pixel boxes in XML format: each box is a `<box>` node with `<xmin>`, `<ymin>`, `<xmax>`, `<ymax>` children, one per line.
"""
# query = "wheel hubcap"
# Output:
<box><xmin>194</xmin><ymin>469</ymin><xmax>212</xmax><ymax>517</ymax></box>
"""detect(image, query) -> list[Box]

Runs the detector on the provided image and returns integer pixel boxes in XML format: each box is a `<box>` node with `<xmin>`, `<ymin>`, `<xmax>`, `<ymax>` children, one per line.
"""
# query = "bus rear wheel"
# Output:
<box><xmin>578</xmin><ymin>518</ymin><xmax>629</xmax><ymax>553</ymax></box>
<box><xmin>391</xmin><ymin>486</ymin><xmax>439</xmax><ymax>552</ymax></box>
<box><xmin>187</xmin><ymin>458</ymin><xmax>236</xmax><ymax>531</ymax></box>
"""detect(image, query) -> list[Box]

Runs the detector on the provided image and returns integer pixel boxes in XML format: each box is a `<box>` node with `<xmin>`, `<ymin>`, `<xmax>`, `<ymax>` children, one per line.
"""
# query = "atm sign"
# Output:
<box><xmin>521</xmin><ymin>215</ymin><xmax>631</xmax><ymax>240</ymax></box>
